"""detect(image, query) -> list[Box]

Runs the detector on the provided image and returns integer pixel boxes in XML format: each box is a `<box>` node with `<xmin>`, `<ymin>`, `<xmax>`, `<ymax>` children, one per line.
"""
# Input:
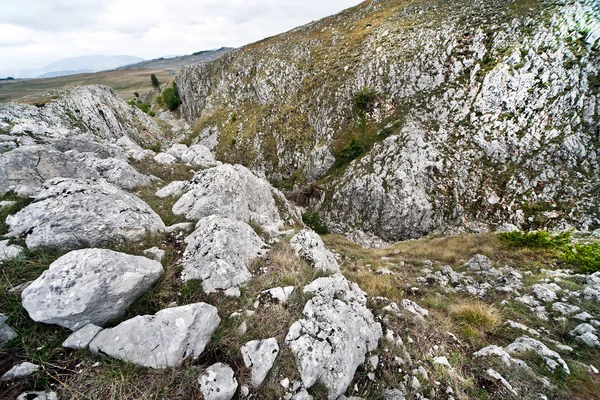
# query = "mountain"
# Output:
<box><xmin>0</xmin><ymin>55</ymin><xmax>145</xmax><ymax>79</ymax></box>
<box><xmin>116</xmin><ymin>47</ymin><xmax>233</xmax><ymax>71</ymax></box>
<box><xmin>176</xmin><ymin>0</ymin><xmax>600</xmax><ymax>246</ymax></box>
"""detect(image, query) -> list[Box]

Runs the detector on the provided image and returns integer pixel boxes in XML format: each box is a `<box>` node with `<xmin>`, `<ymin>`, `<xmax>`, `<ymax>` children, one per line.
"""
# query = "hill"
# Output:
<box><xmin>176</xmin><ymin>0</ymin><xmax>600</xmax><ymax>246</ymax></box>
<box><xmin>117</xmin><ymin>48</ymin><xmax>233</xmax><ymax>71</ymax></box>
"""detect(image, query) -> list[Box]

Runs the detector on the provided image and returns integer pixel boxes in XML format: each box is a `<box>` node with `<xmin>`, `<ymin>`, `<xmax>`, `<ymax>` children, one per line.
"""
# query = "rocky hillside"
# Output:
<box><xmin>177</xmin><ymin>0</ymin><xmax>600</xmax><ymax>245</ymax></box>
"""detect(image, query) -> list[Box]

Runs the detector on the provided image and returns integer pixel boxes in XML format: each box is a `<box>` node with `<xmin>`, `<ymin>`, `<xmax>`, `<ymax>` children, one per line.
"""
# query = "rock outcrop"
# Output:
<box><xmin>22</xmin><ymin>249</ymin><xmax>163</xmax><ymax>331</ymax></box>
<box><xmin>176</xmin><ymin>0</ymin><xmax>600</xmax><ymax>243</ymax></box>
<box><xmin>290</xmin><ymin>229</ymin><xmax>340</xmax><ymax>273</ymax></box>
<box><xmin>286</xmin><ymin>274</ymin><xmax>382</xmax><ymax>399</ymax></box>
<box><xmin>6</xmin><ymin>178</ymin><xmax>165</xmax><ymax>250</ymax></box>
<box><xmin>181</xmin><ymin>216</ymin><xmax>267</xmax><ymax>296</ymax></box>
<box><xmin>89</xmin><ymin>303</ymin><xmax>220</xmax><ymax>369</ymax></box>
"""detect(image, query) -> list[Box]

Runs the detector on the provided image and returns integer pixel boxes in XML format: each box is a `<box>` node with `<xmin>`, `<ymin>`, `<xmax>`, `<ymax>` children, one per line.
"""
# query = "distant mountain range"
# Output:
<box><xmin>116</xmin><ymin>48</ymin><xmax>233</xmax><ymax>71</ymax></box>
<box><xmin>0</xmin><ymin>55</ymin><xmax>145</xmax><ymax>79</ymax></box>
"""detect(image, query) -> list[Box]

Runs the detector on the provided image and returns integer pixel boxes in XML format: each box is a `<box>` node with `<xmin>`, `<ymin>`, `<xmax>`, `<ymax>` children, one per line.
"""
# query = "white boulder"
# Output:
<box><xmin>290</xmin><ymin>229</ymin><xmax>340</xmax><ymax>273</ymax></box>
<box><xmin>241</xmin><ymin>338</ymin><xmax>280</xmax><ymax>386</ymax></box>
<box><xmin>199</xmin><ymin>363</ymin><xmax>238</xmax><ymax>400</ymax></box>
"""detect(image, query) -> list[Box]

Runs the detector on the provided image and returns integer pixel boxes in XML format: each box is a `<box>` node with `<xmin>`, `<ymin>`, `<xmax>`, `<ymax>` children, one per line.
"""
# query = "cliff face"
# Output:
<box><xmin>177</xmin><ymin>0</ymin><xmax>600</xmax><ymax>244</ymax></box>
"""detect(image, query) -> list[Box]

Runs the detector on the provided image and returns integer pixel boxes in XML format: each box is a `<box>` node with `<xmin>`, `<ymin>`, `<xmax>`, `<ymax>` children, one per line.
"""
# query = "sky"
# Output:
<box><xmin>0</xmin><ymin>0</ymin><xmax>361</xmax><ymax>71</ymax></box>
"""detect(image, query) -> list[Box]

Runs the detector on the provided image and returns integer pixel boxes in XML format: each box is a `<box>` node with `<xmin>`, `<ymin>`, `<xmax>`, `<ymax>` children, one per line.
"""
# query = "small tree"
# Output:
<box><xmin>151</xmin><ymin>74</ymin><xmax>160</xmax><ymax>90</ymax></box>
<box><xmin>162</xmin><ymin>84</ymin><xmax>181</xmax><ymax>111</ymax></box>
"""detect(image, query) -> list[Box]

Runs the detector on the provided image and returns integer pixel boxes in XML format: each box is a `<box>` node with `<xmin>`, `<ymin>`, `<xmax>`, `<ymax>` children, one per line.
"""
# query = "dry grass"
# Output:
<box><xmin>450</xmin><ymin>301</ymin><xmax>501</xmax><ymax>345</ymax></box>
<box><xmin>0</xmin><ymin>69</ymin><xmax>175</xmax><ymax>103</ymax></box>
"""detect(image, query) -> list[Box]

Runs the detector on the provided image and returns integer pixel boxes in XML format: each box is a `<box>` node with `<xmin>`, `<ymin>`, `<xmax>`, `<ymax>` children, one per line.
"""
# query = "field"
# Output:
<box><xmin>0</xmin><ymin>69</ymin><xmax>176</xmax><ymax>103</ymax></box>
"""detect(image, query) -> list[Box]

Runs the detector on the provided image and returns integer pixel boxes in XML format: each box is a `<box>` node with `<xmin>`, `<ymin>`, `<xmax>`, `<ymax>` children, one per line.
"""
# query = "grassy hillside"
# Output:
<box><xmin>0</xmin><ymin>69</ymin><xmax>175</xmax><ymax>104</ymax></box>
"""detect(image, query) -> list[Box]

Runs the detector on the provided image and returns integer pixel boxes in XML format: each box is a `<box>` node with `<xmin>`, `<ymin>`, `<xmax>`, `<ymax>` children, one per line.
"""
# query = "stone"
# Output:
<box><xmin>473</xmin><ymin>345</ymin><xmax>528</xmax><ymax>369</ymax></box>
<box><xmin>552</xmin><ymin>302</ymin><xmax>581</xmax><ymax>316</ymax></box>
<box><xmin>173</xmin><ymin>164</ymin><xmax>284</xmax><ymax>233</ymax></box>
<box><xmin>505</xmin><ymin>320</ymin><xmax>541</xmax><ymax>337</ymax></box>
<box><xmin>261</xmin><ymin>286</ymin><xmax>295</xmax><ymax>303</ymax></box>
<box><xmin>6</xmin><ymin>178</ymin><xmax>165</xmax><ymax>251</ymax></box>
<box><xmin>464</xmin><ymin>254</ymin><xmax>493</xmax><ymax>271</ymax></box>
<box><xmin>506</xmin><ymin>336</ymin><xmax>569</xmax><ymax>374</ymax></box>
<box><xmin>433</xmin><ymin>356</ymin><xmax>451</xmax><ymax>368</ymax></box>
<box><xmin>291</xmin><ymin>390</ymin><xmax>313</xmax><ymax>400</ymax></box>
<box><xmin>154</xmin><ymin>153</ymin><xmax>178</xmax><ymax>164</ymax></box>
<box><xmin>199</xmin><ymin>363</ymin><xmax>238</xmax><ymax>400</ymax></box>
<box><xmin>241</xmin><ymin>338</ymin><xmax>280</xmax><ymax>386</ymax></box>
<box><xmin>62</xmin><ymin>324</ymin><xmax>104</xmax><ymax>349</ymax></box>
<box><xmin>1</xmin><ymin>362</ymin><xmax>41</xmax><ymax>381</ymax></box>
<box><xmin>155</xmin><ymin>181</ymin><xmax>190</xmax><ymax>198</ymax></box>
<box><xmin>0</xmin><ymin>239</ymin><xmax>25</xmax><ymax>262</ymax></box>
<box><xmin>382</xmin><ymin>388</ymin><xmax>406</xmax><ymax>400</ymax></box>
<box><xmin>290</xmin><ymin>229</ymin><xmax>340</xmax><ymax>273</ymax></box>
<box><xmin>399</xmin><ymin>299</ymin><xmax>429</xmax><ymax>318</ymax></box>
<box><xmin>286</xmin><ymin>274</ymin><xmax>382</xmax><ymax>399</ymax></box>
<box><xmin>89</xmin><ymin>303</ymin><xmax>220</xmax><ymax>369</ymax></box>
<box><xmin>570</xmin><ymin>324</ymin><xmax>600</xmax><ymax>347</ymax></box>
<box><xmin>0</xmin><ymin>313</ymin><xmax>17</xmax><ymax>346</ymax></box>
<box><xmin>22</xmin><ymin>249</ymin><xmax>163</xmax><ymax>331</ymax></box>
<box><xmin>486</xmin><ymin>369</ymin><xmax>517</xmax><ymax>396</ymax></box>
<box><xmin>142</xmin><ymin>247</ymin><xmax>166</xmax><ymax>262</ymax></box>
<box><xmin>531</xmin><ymin>284</ymin><xmax>558</xmax><ymax>302</ymax></box>
<box><xmin>16</xmin><ymin>392</ymin><xmax>58</xmax><ymax>400</ymax></box>
<box><xmin>180</xmin><ymin>144</ymin><xmax>218</xmax><ymax>168</ymax></box>
<box><xmin>181</xmin><ymin>216</ymin><xmax>267</xmax><ymax>295</ymax></box>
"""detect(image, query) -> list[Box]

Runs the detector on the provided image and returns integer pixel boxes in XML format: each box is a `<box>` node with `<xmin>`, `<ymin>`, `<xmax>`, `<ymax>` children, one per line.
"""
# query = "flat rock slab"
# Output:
<box><xmin>62</xmin><ymin>324</ymin><xmax>104</xmax><ymax>349</ymax></box>
<box><xmin>7</xmin><ymin>178</ymin><xmax>165</xmax><ymax>251</ymax></box>
<box><xmin>290</xmin><ymin>229</ymin><xmax>340</xmax><ymax>273</ymax></box>
<box><xmin>182</xmin><ymin>216</ymin><xmax>267</xmax><ymax>296</ymax></box>
<box><xmin>22</xmin><ymin>249</ymin><xmax>163</xmax><ymax>331</ymax></box>
<box><xmin>89</xmin><ymin>303</ymin><xmax>220</xmax><ymax>369</ymax></box>
<box><xmin>199</xmin><ymin>363</ymin><xmax>238</xmax><ymax>400</ymax></box>
<box><xmin>286</xmin><ymin>274</ymin><xmax>382</xmax><ymax>399</ymax></box>
<box><xmin>241</xmin><ymin>338</ymin><xmax>280</xmax><ymax>386</ymax></box>
<box><xmin>173</xmin><ymin>164</ymin><xmax>283</xmax><ymax>233</ymax></box>
<box><xmin>1</xmin><ymin>362</ymin><xmax>40</xmax><ymax>381</ymax></box>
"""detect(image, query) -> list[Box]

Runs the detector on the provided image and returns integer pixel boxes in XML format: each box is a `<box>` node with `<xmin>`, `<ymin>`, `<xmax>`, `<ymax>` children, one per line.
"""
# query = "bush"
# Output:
<box><xmin>561</xmin><ymin>242</ymin><xmax>600</xmax><ymax>274</ymax></box>
<box><xmin>127</xmin><ymin>99</ymin><xmax>153</xmax><ymax>116</ymax></box>
<box><xmin>498</xmin><ymin>230</ymin><xmax>571</xmax><ymax>249</ymax></box>
<box><xmin>352</xmin><ymin>87</ymin><xmax>378</xmax><ymax>115</ymax></box>
<box><xmin>151</xmin><ymin>74</ymin><xmax>160</xmax><ymax>90</ymax></box>
<box><xmin>302</xmin><ymin>211</ymin><xmax>329</xmax><ymax>235</ymax></box>
<box><xmin>162</xmin><ymin>86</ymin><xmax>181</xmax><ymax>111</ymax></box>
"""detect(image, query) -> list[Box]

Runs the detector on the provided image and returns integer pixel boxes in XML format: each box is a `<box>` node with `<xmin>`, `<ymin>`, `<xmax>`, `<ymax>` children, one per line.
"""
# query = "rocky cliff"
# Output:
<box><xmin>177</xmin><ymin>0</ymin><xmax>600</xmax><ymax>245</ymax></box>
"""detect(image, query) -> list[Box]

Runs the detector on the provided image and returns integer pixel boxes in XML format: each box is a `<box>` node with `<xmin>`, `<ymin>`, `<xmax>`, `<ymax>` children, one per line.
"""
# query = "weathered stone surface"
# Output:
<box><xmin>290</xmin><ymin>229</ymin><xmax>340</xmax><ymax>273</ymax></box>
<box><xmin>286</xmin><ymin>274</ymin><xmax>382</xmax><ymax>399</ymax></box>
<box><xmin>473</xmin><ymin>345</ymin><xmax>529</xmax><ymax>369</ymax></box>
<box><xmin>0</xmin><ymin>145</ymin><xmax>151</xmax><ymax>195</ymax></box>
<box><xmin>571</xmin><ymin>323</ymin><xmax>600</xmax><ymax>348</ymax></box>
<box><xmin>1</xmin><ymin>362</ymin><xmax>40</xmax><ymax>381</ymax></box>
<box><xmin>241</xmin><ymin>338</ymin><xmax>279</xmax><ymax>386</ymax></box>
<box><xmin>62</xmin><ymin>324</ymin><xmax>104</xmax><ymax>349</ymax></box>
<box><xmin>261</xmin><ymin>286</ymin><xmax>294</xmax><ymax>304</ymax></box>
<box><xmin>155</xmin><ymin>181</ymin><xmax>190</xmax><ymax>198</ymax></box>
<box><xmin>465</xmin><ymin>254</ymin><xmax>492</xmax><ymax>271</ymax></box>
<box><xmin>173</xmin><ymin>164</ymin><xmax>283</xmax><ymax>233</ymax></box>
<box><xmin>199</xmin><ymin>363</ymin><xmax>238</xmax><ymax>400</ymax></box>
<box><xmin>181</xmin><ymin>216</ymin><xmax>266</xmax><ymax>295</ymax></box>
<box><xmin>89</xmin><ymin>303</ymin><xmax>220</xmax><ymax>369</ymax></box>
<box><xmin>531</xmin><ymin>284</ymin><xmax>558</xmax><ymax>303</ymax></box>
<box><xmin>22</xmin><ymin>249</ymin><xmax>163</xmax><ymax>331</ymax></box>
<box><xmin>142</xmin><ymin>247</ymin><xmax>166</xmax><ymax>262</ymax></box>
<box><xmin>16</xmin><ymin>392</ymin><xmax>58</xmax><ymax>400</ymax></box>
<box><xmin>0</xmin><ymin>240</ymin><xmax>25</xmax><ymax>262</ymax></box>
<box><xmin>506</xmin><ymin>336</ymin><xmax>570</xmax><ymax>374</ymax></box>
<box><xmin>6</xmin><ymin>178</ymin><xmax>165</xmax><ymax>250</ymax></box>
<box><xmin>0</xmin><ymin>313</ymin><xmax>17</xmax><ymax>346</ymax></box>
<box><xmin>180</xmin><ymin>144</ymin><xmax>218</xmax><ymax>168</ymax></box>
<box><xmin>154</xmin><ymin>152</ymin><xmax>178</xmax><ymax>165</ymax></box>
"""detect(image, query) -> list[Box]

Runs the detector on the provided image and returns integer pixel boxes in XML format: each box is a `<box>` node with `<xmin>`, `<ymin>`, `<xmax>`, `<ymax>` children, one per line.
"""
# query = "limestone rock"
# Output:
<box><xmin>261</xmin><ymin>286</ymin><xmax>295</xmax><ymax>304</ymax></box>
<box><xmin>16</xmin><ymin>392</ymin><xmax>58</xmax><ymax>400</ymax></box>
<box><xmin>506</xmin><ymin>336</ymin><xmax>569</xmax><ymax>374</ymax></box>
<box><xmin>154</xmin><ymin>153</ymin><xmax>178</xmax><ymax>165</ymax></box>
<box><xmin>286</xmin><ymin>274</ymin><xmax>382</xmax><ymax>399</ymax></box>
<box><xmin>142</xmin><ymin>247</ymin><xmax>166</xmax><ymax>262</ymax></box>
<box><xmin>89</xmin><ymin>303</ymin><xmax>220</xmax><ymax>369</ymax></box>
<box><xmin>22</xmin><ymin>249</ymin><xmax>164</xmax><ymax>331</ymax></box>
<box><xmin>6</xmin><ymin>178</ymin><xmax>165</xmax><ymax>250</ymax></box>
<box><xmin>0</xmin><ymin>313</ymin><xmax>17</xmax><ymax>346</ymax></box>
<box><xmin>570</xmin><ymin>323</ymin><xmax>600</xmax><ymax>348</ymax></box>
<box><xmin>465</xmin><ymin>255</ymin><xmax>492</xmax><ymax>271</ymax></box>
<box><xmin>173</xmin><ymin>164</ymin><xmax>284</xmax><ymax>233</ymax></box>
<box><xmin>531</xmin><ymin>284</ymin><xmax>558</xmax><ymax>303</ymax></box>
<box><xmin>1</xmin><ymin>362</ymin><xmax>40</xmax><ymax>381</ymax></box>
<box><xmin>199</xmin><ymin>363</ymin><xmax>238</xmax><ymax>400</ymax></box>
<box><xmin>155</xmin><ymin>181</ymin><xmax>190</xmax><ymax>198</ymax></box>
<box><xmin>473</xmin><ymin>345</ymin><xmax>528</xmax><ymax>369</ymax></box>
<box><xmin>181</xmin><ymin>216</ymin><xmax>266</xmax><ymax>295</ymax></box>
<box><xmin>0</xmin><ymin>239</ymin><xmax>25</xmax><ymax>262</ymax></box>
<box><xmin>290</xmin><ymin>229</ymin><xmax>340</xmax><ymax>273</ymax></box>
<box><xmin>62</xmin><ymin>324</ymin><xmax>104</xmax><ymax>349</ymax></box>
<box><xmin>241</xmin><ymin>338</ymin><xmax>280</xmax><ymax>386</ymax></box>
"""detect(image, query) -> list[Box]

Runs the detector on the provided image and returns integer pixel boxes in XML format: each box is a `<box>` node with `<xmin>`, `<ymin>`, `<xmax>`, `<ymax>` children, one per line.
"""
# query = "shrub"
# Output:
<box><xmin>133</xmin><ymin>92</ymin><xmax>139</xmax><ymax>98</ymax></box>
<box><xmin>498</xmin><ymin>230</ymin><xmax>571</xmax><ymax>249</ymax></box>
<box><xmin>151</xmin><ymin>74</ymin><xmax>160</xmax><ymax>90</ymax></box>
<box><xmin>162</xmin><ymin>86</ymin><xmax>181</xmax><ymax>111</ymax></box>
<box><xmin>561</xmin><ymin>242</ymin><xmax>600</xmax><ymax>274</ymax></box>
<box><xmin>352</xmin><ymin>87</ymin><xmax>378</xmax><ymax>115</ymax></box>
<box><xmin>127</xmin><ymin>99</ymin><xmax>153</xmax><ymax>115</ymax></box>
<box><xmin>302</xmin><ymin>211</ymin><xmax>329</xmax><ymax>235</ymax></box>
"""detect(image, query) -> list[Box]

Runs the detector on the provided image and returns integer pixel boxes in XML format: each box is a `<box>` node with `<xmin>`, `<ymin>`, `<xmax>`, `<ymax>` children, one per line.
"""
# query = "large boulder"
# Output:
<box><xmin>0</xmin><ymin>145</ymin><xmax>151</xmax><ymax>195</ymax></box>
<box><xmin>285</xmin><ymin>274</ymin><xmax>382</xmax><ymax>399</ymax></box>
<box><xmin>290</xmin><ymin>229</ymin><xmax>340</xmax><ymax>273</ymax></box>
<box><xmin>167</xmin><ymin>143</ymin><xmax>218</xmax><ymax>168</ymax></box>
<box><xmin>89</xmin><ymin>303</ymin><xmax>220</xmax><ymax>369</ymax></box>
<box><xmin>22</xmin><ymin>249</ymin><xmax>163</xmax><ymax>331</ymax></box>
<box><xmin>181</xmin><ymin>216</ymin><xmax>267</xmax><ymax>296</ymax></box>
<box><xmin>173</xmin><ymin>164</ymin><xmax>284</xmax><ymax>233</ymax></box>
<box><xmin>6</xmin><ymin>178</ymin><xmax>165</xmax><ymax>250</ymax></box>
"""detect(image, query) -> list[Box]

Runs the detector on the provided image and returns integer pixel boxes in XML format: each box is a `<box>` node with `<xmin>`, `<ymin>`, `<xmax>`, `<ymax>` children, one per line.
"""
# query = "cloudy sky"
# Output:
<box><xmin>0</xmin><ymin>0</ymin><xmax>361</xmax><ymax>71</ymax></box>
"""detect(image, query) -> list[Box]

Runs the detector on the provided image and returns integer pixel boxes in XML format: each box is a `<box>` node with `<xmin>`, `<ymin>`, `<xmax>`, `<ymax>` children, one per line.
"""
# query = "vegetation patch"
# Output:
<box><xmin>301</xmin><ymin>210</ymin><xmax>329</xmax><ymax>234</ymax></box>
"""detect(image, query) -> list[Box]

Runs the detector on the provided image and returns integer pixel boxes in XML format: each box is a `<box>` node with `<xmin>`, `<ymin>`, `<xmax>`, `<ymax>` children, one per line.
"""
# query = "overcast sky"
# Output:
<box><xmin>0</xmin><ymin>0</ymin><xmax>361</xmax><ymax>71</ymax></box>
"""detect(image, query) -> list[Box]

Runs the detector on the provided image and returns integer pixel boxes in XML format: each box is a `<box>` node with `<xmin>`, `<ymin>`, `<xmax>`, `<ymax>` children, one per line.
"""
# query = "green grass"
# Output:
<box><xmin>0</xmin><ymin>193</ymin><xmax>33</xmax><ymax>236</ymax></box>
<box><xmin>498</xmin><ymin>230</ymin><xmax>571</xmax><ymax>249</ymax></box>
<box><xmin>301</xmin><ymin>210</ymin><xmax>329</xmax><ymax>234</ymax></box>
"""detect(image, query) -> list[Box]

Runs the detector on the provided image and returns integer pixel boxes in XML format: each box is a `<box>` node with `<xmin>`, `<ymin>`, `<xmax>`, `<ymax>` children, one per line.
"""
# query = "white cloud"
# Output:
<box><xmin>0</xmin><ymin>0</ymin><xmax>361</xmax><ymax>71</ymax></box>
